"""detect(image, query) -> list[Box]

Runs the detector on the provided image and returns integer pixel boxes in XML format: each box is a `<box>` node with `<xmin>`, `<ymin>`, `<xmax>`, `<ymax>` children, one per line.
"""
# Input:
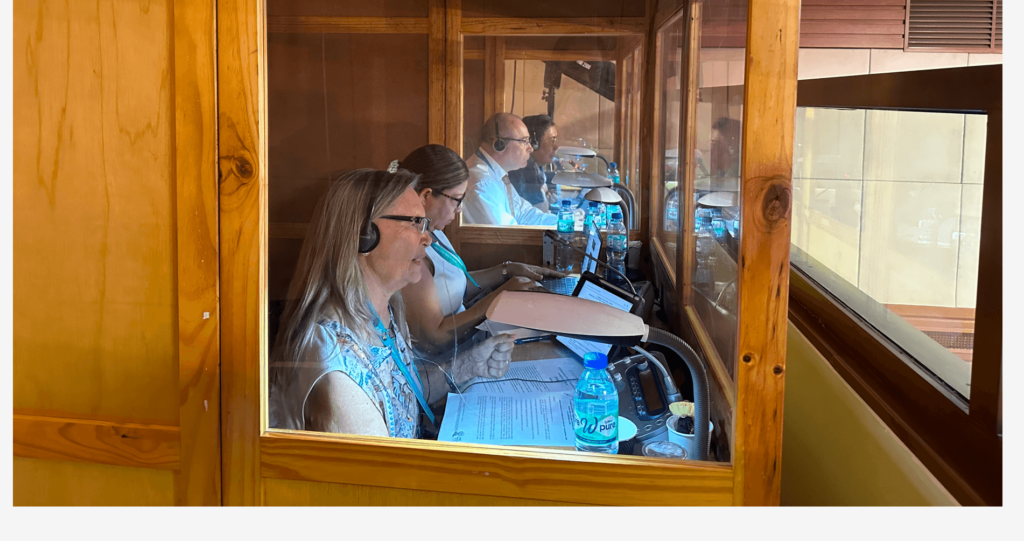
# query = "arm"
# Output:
<box><xmin>306</xmin><ymin>372</ymin><xmax>389</xmax><ymax>437</ymax></box>
<box><xmin>462</xmin><ymin>178</ymin><xmax>517</xmax><ymax>225</ymax></box>
<box><xmin>511</xmin><ymin>186</ymin><xmax>558</xmax><ymax>226</ymax></box>
<box><xmin>467</xmin><ymin>261</ymin><xmax>566</xmax><ymax>300</ymax></box>
<box><xmin>402</xmin><ymin>261</ymin><xmax>492</xmax><ymax>355</ymax></box>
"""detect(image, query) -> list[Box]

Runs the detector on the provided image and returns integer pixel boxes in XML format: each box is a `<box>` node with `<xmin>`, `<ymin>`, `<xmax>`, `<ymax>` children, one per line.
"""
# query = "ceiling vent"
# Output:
<box><xmin>906</xmin><ymin>0</ymin><xmax>1002</xmax><ymax>51</ymax></box>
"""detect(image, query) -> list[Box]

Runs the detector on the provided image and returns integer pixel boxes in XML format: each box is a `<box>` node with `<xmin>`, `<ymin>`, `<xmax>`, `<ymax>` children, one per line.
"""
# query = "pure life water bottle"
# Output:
<box><xmin>573</xmin><ymin>352</ymin><xmax>619</xmax><ymax>454</ymax></box>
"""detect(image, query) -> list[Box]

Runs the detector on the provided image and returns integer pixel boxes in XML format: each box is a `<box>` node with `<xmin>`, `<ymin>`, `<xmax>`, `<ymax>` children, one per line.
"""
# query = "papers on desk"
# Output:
<box><xmin>437</xmin><ymin>358</ymin><xmax>583</xmax><ymax>446</ymax></box>
<box><xmin>461</xmin><ymin>357</ymin><xmax>582</xmax><ymax>394</ymax></box>
<box><xmin>437</xmin><ymin>391</ymin><xmax>576</xmax><ymax>446</ymax></box>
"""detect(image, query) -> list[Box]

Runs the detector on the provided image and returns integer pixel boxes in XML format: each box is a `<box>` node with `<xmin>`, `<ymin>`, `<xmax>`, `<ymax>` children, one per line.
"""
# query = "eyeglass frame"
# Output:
<box><xmin>497</xmin><ymin>135</ymin><xmax>539</xmax><ymax>151</ymax></box>
<box><xmin>434</xmin><ymin>190</ymin><xmax>465</xmax><ymax>209</ymax></box>
<box><xmin>378</xmin><ymin>215</ymin><xmax>432</xmax><ymax>233</ymax></box>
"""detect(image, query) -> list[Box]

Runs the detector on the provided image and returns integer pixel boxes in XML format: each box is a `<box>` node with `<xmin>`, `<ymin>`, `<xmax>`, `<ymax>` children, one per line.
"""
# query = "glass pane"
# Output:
<box><xmin>791</xmin><ymin>106</ymin><xmax>986</xmax><ymax>400</ymax></box>
<box><xmin>460</xmin><ymin>35</ymin><xmax>640</xmax><ymax>230</ymax></box>
<box><xmin>687</xmin><ymin>0</ymin><xmax>747</xmax><ymax>379</ymax></box>
<box><xmin>654</xmin><ymin>19</ymin><xmax>684</xmax><ymax>263</ymax></box>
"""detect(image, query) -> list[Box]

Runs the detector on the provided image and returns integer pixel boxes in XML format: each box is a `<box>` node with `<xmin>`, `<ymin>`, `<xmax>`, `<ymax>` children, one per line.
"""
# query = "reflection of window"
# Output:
<box><xmin>791</xmin><ymin>107</ymin><xmax>987</xmax><ymax>399</ymax></box>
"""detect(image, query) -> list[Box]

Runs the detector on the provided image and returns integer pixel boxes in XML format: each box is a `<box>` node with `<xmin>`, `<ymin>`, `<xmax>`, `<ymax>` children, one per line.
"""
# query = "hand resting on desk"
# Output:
<box><xmin>452</xmin><ymin>333</ymin><xmax>515</xmax><ymax>383</ymax></box>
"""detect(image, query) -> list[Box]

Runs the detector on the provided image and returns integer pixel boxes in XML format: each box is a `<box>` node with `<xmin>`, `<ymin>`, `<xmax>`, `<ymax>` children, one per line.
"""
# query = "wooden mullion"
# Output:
<box><xmin>442</xmin><ymin>0</ymin><xmax>463</xmax><ymax>254</ymax></box>
<box><xmin>429</xmin><ymin>0</ymin><xmax>446</xmax><ymax>145</ymax></box>
<box><xmin>968</xmin><ymin>103</ymin><xmax>1002</xmax><ymax>433</ymax></box>
<box><xmin>614</xmin><ymin>40</ymin><xmax>624</xmax><ymax>173</ymax></box>
<box><xmin>732</xmin><ymin>0</ymin><xmax>800</xmax><ymax>507</ymax></box>
<box><xmin>636</xmin><ymin>0</ymin><xmax>659</xmax><ymax>280</ymax></box>
<box><xmin>173</xmin><ymin>0</ymin><xmax>221</xmax><ymax>506</ymax></box>
<box><xmin>218</xmin><ymin>0</ymin><xmax>267</xmax><ymax>507</ymax></box>
<box><xmin>679</xmin><ymin>0</ymin><xmax>701</xmax><ymax>308</ymax></box>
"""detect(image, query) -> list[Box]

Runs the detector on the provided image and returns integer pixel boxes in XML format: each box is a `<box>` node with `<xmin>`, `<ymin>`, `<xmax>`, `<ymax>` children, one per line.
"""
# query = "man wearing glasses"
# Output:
<box><xmin>462</xmin><ymin>113</ymin><xmax>558</xmax><ymax>226</ymax></box>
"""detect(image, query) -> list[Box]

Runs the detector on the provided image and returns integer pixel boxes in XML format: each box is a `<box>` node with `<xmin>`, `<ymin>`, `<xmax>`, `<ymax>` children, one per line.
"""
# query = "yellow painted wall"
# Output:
<box><xmin>780</xmin><ymin>323</ymin><xmax>958</xmax><ymax>506</ymax></box>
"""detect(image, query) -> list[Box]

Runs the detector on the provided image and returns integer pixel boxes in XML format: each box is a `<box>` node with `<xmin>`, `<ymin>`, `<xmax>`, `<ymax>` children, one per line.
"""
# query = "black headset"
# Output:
<box><xmin>358</xmin><ymin>174</ymin><xmax>382</xmax><ymax>254</ymax></box>
<box><xmin>491</xmin><ymin>120</ymin><xmax>507</xmax><ymax>152</ymax></box>
<box><xmin>528</xmin><ymin>123</ymin><xmax>539</xmax><ymax>150</ymax></box>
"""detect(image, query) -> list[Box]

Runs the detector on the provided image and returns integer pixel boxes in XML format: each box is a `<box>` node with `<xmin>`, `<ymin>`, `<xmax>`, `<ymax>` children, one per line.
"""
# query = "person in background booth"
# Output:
<box><xmin>507</xmin><ymin>114</ymin><xmax>560</xmax><ymax>212</ymax></box>
<box><xmin>269</xmin><ymin>169</ymin><xmax>514</xmax><ymax>438</ymax></box>
<box><xmin>395</xmin><ymin>145</ymin><xmax>566</xmax><ymax>355</ymax></box>
<box><xmin>461</xmin><ymin>113</ymin><xmax>558</xmax><ymax>226</ymax></box>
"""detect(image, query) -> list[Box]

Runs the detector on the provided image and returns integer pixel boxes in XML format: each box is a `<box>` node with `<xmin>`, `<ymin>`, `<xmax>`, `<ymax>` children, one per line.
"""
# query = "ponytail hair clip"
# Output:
<box><xmin>387</xmin><ymin>160</ymin><xmax>400</xmax><ymax>173</ymax></box>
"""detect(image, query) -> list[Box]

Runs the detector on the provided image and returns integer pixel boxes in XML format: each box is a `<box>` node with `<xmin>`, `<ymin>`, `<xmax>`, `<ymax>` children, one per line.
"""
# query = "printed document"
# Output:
<box><xmin>461</xmin><ymin>357</ymin><xmax>583</xmax><ymax>394</ymax></box>
<box><xmin>437</xmin><ymin>391</ymin><xmax>575</xmax><ymax>446</ymax></box>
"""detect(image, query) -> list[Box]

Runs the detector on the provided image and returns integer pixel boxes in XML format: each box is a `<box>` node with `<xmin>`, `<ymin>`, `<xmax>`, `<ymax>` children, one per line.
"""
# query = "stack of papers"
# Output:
<box><xmin>437</xmin><ymin>357</ymin><xmax>583</xmax><ymax>446</ymax></box>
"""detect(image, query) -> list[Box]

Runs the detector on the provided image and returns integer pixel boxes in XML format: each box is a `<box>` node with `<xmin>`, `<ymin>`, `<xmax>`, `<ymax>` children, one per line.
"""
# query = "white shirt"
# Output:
<box><xmin>462</xmin><ymin>150</ymin><xmax>558</xmax><ymax>226</ymax></box>
<box><xmin>425</xmin><ymin>230</ymin><xmax>467</xmax><ymax>317</ymax></box>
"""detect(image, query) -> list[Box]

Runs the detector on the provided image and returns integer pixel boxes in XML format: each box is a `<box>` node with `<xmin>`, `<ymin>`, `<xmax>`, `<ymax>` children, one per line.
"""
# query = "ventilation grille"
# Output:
<box><xmin>907</xmin><ymin>0</ymin><xmax>1002</xmax><ymax>51</ymax></box>
<box><xmin>922</xmin><ymin>330</ymin><xmax>975</xmax><ymax>351</ymax></box>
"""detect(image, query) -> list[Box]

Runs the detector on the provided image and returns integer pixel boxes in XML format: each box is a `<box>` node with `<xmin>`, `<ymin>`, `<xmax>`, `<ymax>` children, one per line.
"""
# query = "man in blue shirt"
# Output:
<box><xmin>461</xmin><ymin>113</ymin><xmax>557</xmax><ymax>226</ymax></box>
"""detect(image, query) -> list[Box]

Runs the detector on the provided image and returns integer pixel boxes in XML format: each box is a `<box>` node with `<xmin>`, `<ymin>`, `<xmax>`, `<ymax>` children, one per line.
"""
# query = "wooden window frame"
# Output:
<box><xmin>789</xmin><ymin>65</ymin><xmax>1002</xmax><ymax>506</ymax></box>
<box><xmin>218</xmin><ymin>0</ymin><xmax>799</xmax><ymax>506</ymax></box>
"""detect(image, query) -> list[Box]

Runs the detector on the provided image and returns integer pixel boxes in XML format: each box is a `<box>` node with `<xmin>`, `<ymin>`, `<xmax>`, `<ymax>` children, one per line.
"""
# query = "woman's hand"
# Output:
<box><xmin>505</xmin><ymin>262</ymin><xmax>567</xmax><ymax>281</ymax></box>
<box><xmin>453</xmin><ymin>333</ymin><xmax>515</xmax><ymax>383</ymax></box>
<box><xmin>496</xmin><ymin>276</ymin><xmax>544</xmax><ymax>293</ymax></box>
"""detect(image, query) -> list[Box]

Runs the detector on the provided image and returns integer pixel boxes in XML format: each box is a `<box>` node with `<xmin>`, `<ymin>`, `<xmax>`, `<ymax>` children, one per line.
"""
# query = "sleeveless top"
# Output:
<box><xmin>426</xmin><ymin>230</ymin><xmax>468</xmax><ymax>317</ymax></box>
<box><xmin>268</xmin><ymin>318</ymin><xmax>420</xmax><ymax>439</ymax></box>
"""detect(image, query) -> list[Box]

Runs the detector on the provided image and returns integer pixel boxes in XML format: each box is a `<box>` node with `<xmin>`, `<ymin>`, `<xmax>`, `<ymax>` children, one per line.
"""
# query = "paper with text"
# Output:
<box><xmin>437</xmin><ymin>391</ymin><xmax>576</xmax><ymax>446</ymax></box>
<box><xmin>462</xmin><ymin>357</ymin><xmax>583</xmax><ymax>394</ymax></box>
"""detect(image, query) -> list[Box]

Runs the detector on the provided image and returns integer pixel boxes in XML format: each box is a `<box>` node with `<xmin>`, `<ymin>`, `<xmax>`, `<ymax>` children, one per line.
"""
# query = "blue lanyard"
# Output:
<box><xmin>475</xmin><ymin>149</ymin><xmax>500</xmax><ymax>178</ymax></box>
<box><xmin>430</xmin><ymin>232</ymin><xmax>481</xmax><ymax>288</ymax></box>
<box><xmin>367</xmin><ymin>302</ymin><xmax>436</xmax><ymax>425</ymax></box>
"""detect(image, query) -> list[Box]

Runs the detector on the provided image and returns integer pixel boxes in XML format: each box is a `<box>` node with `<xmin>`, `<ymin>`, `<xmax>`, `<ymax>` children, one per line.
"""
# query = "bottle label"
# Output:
<box><xmin>608</xmin><ymin>233</ymin><xmax>627</xmax><ymax>251</ymax></box>
<box><xmin>574</xmin><ymin>412</ymin><xmax>618</xmax><ymax>445</ymax></box>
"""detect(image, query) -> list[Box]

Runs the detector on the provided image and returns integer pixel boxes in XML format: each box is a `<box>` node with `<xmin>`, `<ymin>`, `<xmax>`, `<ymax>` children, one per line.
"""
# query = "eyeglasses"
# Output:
<box><xmin>499</xmin><ymin>136</ymin><xmax>539</xmax><ymax>151</ymax></box>
<box><xmin>435</xmin><ymin>191</ymin><xmax>465</xmax><ymax>209</ymax></box>
<box><xmin>379</xmin><ymin>215</ymin><xmax>432</xmax><ymax>233</ymax></box>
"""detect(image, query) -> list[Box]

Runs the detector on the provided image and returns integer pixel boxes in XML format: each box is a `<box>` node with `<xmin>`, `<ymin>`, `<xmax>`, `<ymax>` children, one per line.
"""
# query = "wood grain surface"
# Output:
<box><xmin>14</xmin><ymin>0</ymin><xmax>179</xmax><ymax>424</ymax></box>
<box><xmin>267</xmin><ymin>16</ymin><xmax>430</xmax><ymax>34</ymax></box>
<box><xmin>732</xmin><ymin>0</ymin><xmax>801</xmax><ymax>506</ymax></box>
<box><xmin>173</xmin><ymin>0</ymin><xmax>222</xmax><ymax>506</ymax></box>
<box><xmin>461</xmin><ymin>17</ymin><xmax>645</xmax><ymax>35</ymax></box>
<box><xmin>261</xmin><ymin>430</ymin><xmax>734</xmax><ymax>506</ymax></box>
<box><xmin>14</xmin><ymin>413</ymin><xmax>180</xmax><ymax>470</ymax></box>
<box><xmin>218</xmin><ymin>0</ymin><xmax>267</xmax><ymax>506</ymax></box>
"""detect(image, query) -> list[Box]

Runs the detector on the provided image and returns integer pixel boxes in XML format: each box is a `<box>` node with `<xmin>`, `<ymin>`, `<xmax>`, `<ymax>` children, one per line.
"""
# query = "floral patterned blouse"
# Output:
<box><xmin>269</xmin><ymin>317</ymin><xmax>421</xmax><ymax>439</ymax></box>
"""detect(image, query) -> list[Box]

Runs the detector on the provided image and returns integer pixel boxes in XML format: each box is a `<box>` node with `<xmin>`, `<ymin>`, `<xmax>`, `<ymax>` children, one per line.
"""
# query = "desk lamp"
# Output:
<box><xmin>486</xmin><ymin>291</ymin><xmax>712</xmax><ymax>461</ymax></box>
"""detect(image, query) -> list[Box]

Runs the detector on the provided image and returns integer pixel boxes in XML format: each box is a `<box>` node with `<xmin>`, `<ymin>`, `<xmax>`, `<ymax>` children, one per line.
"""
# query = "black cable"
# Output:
<box><xmin>457</xmin><ymin>377</ymin><xmax>578</xmax><ymax>393</ymax></box>
<box><xmin>510</xmin><ymin>61</ymin><xmax>517</xmax><ymax>113</ymax></box>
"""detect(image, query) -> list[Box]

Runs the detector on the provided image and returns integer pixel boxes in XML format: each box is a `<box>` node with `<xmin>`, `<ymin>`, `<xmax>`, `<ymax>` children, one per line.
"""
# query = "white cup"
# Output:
<box><xmin>666</xmin><ymin>415</ymin><xmax>713</xmax><ymax>459</ymax></box>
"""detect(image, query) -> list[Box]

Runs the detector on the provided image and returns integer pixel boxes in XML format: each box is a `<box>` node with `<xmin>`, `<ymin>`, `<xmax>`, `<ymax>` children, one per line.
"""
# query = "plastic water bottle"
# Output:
<box><xmin>608</xmin><ymin>162</ymin><xmax>621</xmax><ymax>184</ymax></box>
<box><xmin>573</xmin><ymin>352</ymin><xmax>618</xmax><ymax>454</ymax></box>
<box><xmin>556</xmin><ymin>199</ymin><xmax>575</xmax><ymax>272</ymax></box>
<box><xmin>605</xmin><ymin>212</ymin><xmax>628</xmax><ymax>288</ymax></box>
<box><xmin>588</xmin><ymin>201</ymin><xmax>606</xmax><ymax>231</ymax></box>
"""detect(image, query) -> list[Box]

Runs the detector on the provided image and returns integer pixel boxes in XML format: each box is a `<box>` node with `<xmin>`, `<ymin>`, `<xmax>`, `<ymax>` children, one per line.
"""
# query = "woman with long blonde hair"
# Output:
<box><xmin>269</xmin><ymin>169</ymin><xmax>514</xmax><ymax>437</ymax></box>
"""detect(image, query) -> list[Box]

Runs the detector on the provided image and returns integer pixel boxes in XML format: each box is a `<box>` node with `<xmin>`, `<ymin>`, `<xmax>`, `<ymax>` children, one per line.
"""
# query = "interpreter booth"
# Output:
<box><xmin>219</xmin><ymin>0</ymin><xmax>798</xmax><ymax>505</ymax></box>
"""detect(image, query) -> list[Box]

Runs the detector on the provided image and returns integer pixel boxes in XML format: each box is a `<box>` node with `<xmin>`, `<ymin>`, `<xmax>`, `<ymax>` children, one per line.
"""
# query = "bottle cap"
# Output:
<box><xmin>562</xmin><ymin>199</ymin><xmax>572</xmax><ymax>206</ymax></box>
<box><xmin>611</xmin><ymin>212</ymin><xmax>622</xmax><ymax>220</ymax></box>
<box><xmin>582</xmin><ymin>352</ymin><xmax>608</xmax><ymax>369</ymax></box>
<box><xmin>610</xmin><ymin>162</ymin><xmax>617</xmax><ymax>168</ymax></box>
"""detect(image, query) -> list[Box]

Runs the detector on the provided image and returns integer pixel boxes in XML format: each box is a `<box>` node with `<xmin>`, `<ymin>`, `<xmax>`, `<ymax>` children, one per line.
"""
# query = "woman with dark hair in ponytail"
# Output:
<box><xmin>394</xmin><ymin>144</ymin><xmax>566</xmax><ymax>355</ymax></box>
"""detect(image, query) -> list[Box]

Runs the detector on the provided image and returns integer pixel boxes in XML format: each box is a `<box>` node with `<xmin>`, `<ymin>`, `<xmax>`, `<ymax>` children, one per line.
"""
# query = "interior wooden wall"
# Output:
<box><xmin>13</xmin><ymin>0</ymin><xmax>219</xmax><ymax>505</ymax></box>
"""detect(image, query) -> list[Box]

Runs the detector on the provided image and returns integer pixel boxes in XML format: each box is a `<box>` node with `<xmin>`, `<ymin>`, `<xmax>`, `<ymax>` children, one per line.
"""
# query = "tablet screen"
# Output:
<box><xmin>556</xmin><ymin>279</ymin><xmax>635</xmax><ymax>360</ymax></box>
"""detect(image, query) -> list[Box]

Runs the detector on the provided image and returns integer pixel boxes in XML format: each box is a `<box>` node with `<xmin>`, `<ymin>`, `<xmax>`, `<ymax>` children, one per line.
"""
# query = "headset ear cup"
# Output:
<box><xmin>493</xmin><ymin>138</ymin><xmax>506</xmax><ymax>152</ymax></box>
<box><xmin>358</xmin><ymin>221</ymin><xmax>380</xmax><ymax>254</ymax></box>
